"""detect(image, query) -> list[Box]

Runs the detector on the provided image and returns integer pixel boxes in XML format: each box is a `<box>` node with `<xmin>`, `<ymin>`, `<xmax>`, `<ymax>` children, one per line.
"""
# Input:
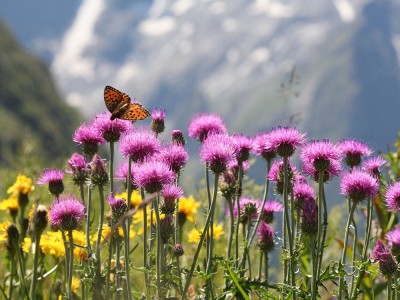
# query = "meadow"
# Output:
<box><xmin>0</xmin><ymin>97</ymin><xmax>399</xmax><ymax>300</ymax></box>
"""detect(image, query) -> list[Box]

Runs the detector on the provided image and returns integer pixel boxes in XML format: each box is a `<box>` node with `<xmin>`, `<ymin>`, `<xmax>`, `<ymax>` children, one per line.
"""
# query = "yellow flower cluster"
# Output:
<box><xmin>7</xmin><ymin>174</ymin><xmax>34</xmax><ymax>195</ymax></box>
<box><xmin>0</xmin><ymin>195</ymin><xmax>18</xmax><ymax>217</ymax></box>
<box><xmin>0</xmin><ymin>222</ymin><xmax>12</xmax><ymax>241</ymax></box>
<box><xmin>187</xmin><ymin>224</ymin><xmax>224</xmax><ymax>243</ymax></box>
<box><xmin>91</xmin><ymin>224</ymin><xmax>137</xmax><ymax>244</ymax></box>
<box><xmin>178</xmin><ymin>195</ymin><xmax>200</xmax><ymax>223</ymax></box>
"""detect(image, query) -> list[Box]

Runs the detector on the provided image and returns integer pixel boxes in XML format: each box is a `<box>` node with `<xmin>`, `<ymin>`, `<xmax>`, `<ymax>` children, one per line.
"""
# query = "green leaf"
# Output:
<box><xmin>225</xmin><ymin>264</ymin><xmax>250</xmax><ymax>300</ymax></box>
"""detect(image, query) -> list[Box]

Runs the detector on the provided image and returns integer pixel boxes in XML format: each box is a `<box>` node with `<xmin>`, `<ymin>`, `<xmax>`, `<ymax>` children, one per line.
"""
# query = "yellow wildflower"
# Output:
<box><xmin>58</xmin><ymin>277</ymin><xmax>81</xmax><ymax>300</ymax></box>
<box><xmin>187</xmin><ymin>224</ymin><xmax>224</xmax><ymax>243</ymax></box>
<box><xmin>40</xmin><ymin>230</ymin><xmax>87</xmax><ymax>260</ymax></box>
<box><xmin>22</xmin><ymin>237</ymin><xmax>32</xmax><ymax>253</ymax></box>
<box><xmin>0</xmin><ymin>195</ymin><xmax>19</xmax><ymax>218</ymax></box>
<box><xmin>7</xmin><ymin>174</ymin><xmax>34</xmax><ymax>195</ymax></box>
<box><xmin>116</xmin><ymin>190</ymin><xmax>142</xmax><ymax>209</ymax></box>
<box><xmin>0</xmin><ymin>222</ymin><xmax>12</xmax><ymax>241</ymax></box>
<box><xmin>178</xmin><ymin>195</ymin><xmax>200</xmax><ymax>223</ymax></box>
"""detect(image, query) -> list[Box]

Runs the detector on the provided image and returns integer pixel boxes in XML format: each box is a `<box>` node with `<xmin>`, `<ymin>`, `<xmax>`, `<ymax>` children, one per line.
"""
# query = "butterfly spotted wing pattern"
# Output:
<box><xmin>104</xmin><ymin>85</ymin><xmax>150</xmax><ymax>121</ymax></box>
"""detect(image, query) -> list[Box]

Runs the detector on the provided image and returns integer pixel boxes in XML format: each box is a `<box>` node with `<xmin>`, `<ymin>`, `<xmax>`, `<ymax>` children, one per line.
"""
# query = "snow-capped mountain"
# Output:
<box><xmin>1</xmin><ymin>0</ymin><xmax>400</xmax><ymax>152</ymax></box>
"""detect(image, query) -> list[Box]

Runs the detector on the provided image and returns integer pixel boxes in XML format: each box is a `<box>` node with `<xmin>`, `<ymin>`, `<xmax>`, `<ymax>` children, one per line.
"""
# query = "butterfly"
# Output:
<box><xmin>104</xmin><ymin>85</ymin><xmax>150</xmax><ymax>121</ymax></box>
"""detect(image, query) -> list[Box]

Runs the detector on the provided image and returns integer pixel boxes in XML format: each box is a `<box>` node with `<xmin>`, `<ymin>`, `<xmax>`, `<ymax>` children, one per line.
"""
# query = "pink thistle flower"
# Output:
<box><xmin>227</xmin><ymin>160</ymin><xmax>250</xmax><ymax>178</ymax></box>
<box><xmin>120</xmin><ymin>127</ymin><xmax>161</xmax><ymax>162</ymax></box>
<box><xmin>371</xmin><ymin>240</ymin><xmax>398</xmax><ymax>276</ymax></box>
<box><xmin>157</xmin><ymin>144</ymin><xmax>189</xmax><ymax>174</ymax></box>
<box><xmin>200</xmin><ymin>134</ymin><xmax>236</xmax><ymax>174</ymax></box>
<box><xmin>233</xmin><ymin>197</ymin><xmax>259</xmax><ymax>224</ymax></box>
<box><xmin>107</xmin><ymin>194</ymin><xmax>128</xmax><ymax>221</ymax></box>
<box><xmin>340</xmin><ymin>169</ymin><xmax>379</xmax><ymax>203</ymax></box>
<box><xmin>115</xmin><ymin>160</ymin><xmax>139</xmax><ymax>190</ymax></box>
<box><xmin>151</xmin><ymin>108</ymin><xmax>166</xmax><ymax>135</ymax></box>
<box><xmin>188</xmin><ymin>113</ymin><xmax>227</xmax><ymax>142</ymax></box>
<box><xmin>267</xmin><ymin>126</ymin><xmax>306</xmax><ymax>158</ymax></box>
<box><xmin>362</xmin><ymin>156</ymin><xmax>386</xmax><ymax>179</ymax></box>
<box><xmin>293</xmin><ymin>179</ymin><xmax>315</xmax><ymax>208</ymax></box>
<box><xmin>260</xmin><ymin>200</ymin><xmax>283</xmax><ymax>223</ymax></box>
<box><xmin>172</xmin><ymin>243</ymin><xmax>184</xmax><ymax>257</ymax></box>
<box><xmin>92</xmin><ymin>112</ymin><xmax>132</xmax><ymax>143</ymax></box>
<box><xmin>171</xmin><ymin>130</ymin><xmax>186</xmax><ymax>146</ymax></box>
<box><xmin>67</xmin><ymin>153</ymin><xmax>88</xmax><ymax>185</ymax></box>
<box><xmin>267</xmin><ymin>159</ymin><xmax>297</xmax><ymax>195</ymax></box>
<box><xmin>134</xmin><ymin>160</ymin><xmax>176</xmax><ymax>194</ymax></box>
<box><xmin>386</xmin><ymin>225</ymin><xmax>400</xmax><ymax>256</ymax></box>
<box><xmin>338</xmin><ymin>139</ymin><xmax>372</xmax><ymax>168</ymax></box>
<box><xmin>89</xmin><ymin>154</ymin><xmax>109</xmax><ymax>186</ymax></box>
<box><xmin>73</xmin><ymin>122</ymin><xmax>106</xmax><ymax>156</ymax></box>
<box><xmin>257</xmin><ymin>221</ymin><xmax>274</xmax><ymax>252</ymax></box>
<box><xmin>49</xmin><ymin>194</ymin><xmax>85</xmax><ymax>231</ymax></box>
<box><xmin>385</xmin><ymin>181</ymin><xmax>400</xmax><ymax>211</ymax></box>
<box><xmin>37</xmin><ymin>169</ymin><xmax>65</xmax><ymax>196</ymax></box>
<box><xmin>301</xmin><ymin>200</ymin><xmax>318</xmax><ymax>236</ymax></box>
<box><xmin>252</xmin><ymin>132</ymin><xmax>276</xmax><ymax>161</ymax></box>
<box><xmin>231</xmin><ymin>134</ymin><xmax>253</xmax><ymax>162</ymax></box>
<box><xmin>161</xmin><ymin>184</ymin><xmax>184</xmax><ymax>214</ymax></box>
<box><xmin>300</xmin><ymin>140</ymin><xmax>342</xmax><ymax>182</ymax></box>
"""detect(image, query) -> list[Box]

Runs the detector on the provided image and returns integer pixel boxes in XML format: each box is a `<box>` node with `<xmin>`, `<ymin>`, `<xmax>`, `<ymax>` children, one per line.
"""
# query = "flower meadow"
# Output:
<box><xmin>0</xmin><ymin>106</ymin><xmax>400</xmax><ymax>300</ymax></box>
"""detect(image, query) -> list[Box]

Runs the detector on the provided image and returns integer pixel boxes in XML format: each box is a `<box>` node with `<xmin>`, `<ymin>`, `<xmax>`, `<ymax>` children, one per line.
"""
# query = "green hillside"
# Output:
<box><xmin>0</xmin><ymin>20</ymin><xmax>82</xmax><ymax>167</ymax></box>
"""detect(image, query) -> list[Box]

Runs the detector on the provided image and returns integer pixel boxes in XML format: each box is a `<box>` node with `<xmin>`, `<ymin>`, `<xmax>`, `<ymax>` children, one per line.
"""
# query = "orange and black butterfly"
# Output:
<box><xmin>104</xmin><ymin>85</ymin><xmax>150</xmax><ymax>121</ymax></box>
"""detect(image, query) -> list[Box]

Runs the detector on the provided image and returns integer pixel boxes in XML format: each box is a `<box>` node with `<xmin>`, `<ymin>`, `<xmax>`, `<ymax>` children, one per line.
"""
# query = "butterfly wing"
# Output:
<box><xmin>104</xmin><ymin>85</ymin><xmax>131</xmax><ymax>114</ymax></box>
<box><xmin>119</xmin><ymin>103</ymin><xmax>151</xmax><ymax>120</ymax></box>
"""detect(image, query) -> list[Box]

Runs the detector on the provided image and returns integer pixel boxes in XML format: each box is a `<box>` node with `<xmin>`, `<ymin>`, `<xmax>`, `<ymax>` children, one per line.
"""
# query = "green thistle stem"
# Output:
<box><xmin>206</xmin><ymin>171</ymin><xmax>217</xmax><ymax>297</ymax></box>
<box><xmin>283</xmin><ymin>157</ymin><xmax>296</xmax><ymax>297</ymax></box>
<box><xmin>154</xmin><ymin>195</ymin><xmax>162</xmax><ymax>299</ymax></box>
<box><xmin>258</xmin><ymin>251</ymin><xmax>263</xmax><ymax>281</ymax></box>
<box><xmin>310</xmin><ymin>235</ymin><xmax>316</xmax><ymax>299</ymax></box>
<box><xmin>339</xmin><ymin>200</ymin><xmax>357</xmax><ymax>300</ymax></box>
<box><xmin>62</xmin><ymin>231</ymin><xmax>70</xmax><ymax>285</ymax></box>
<box><xmin>86</xmin><ymin>188</ymin><xmax>92</xmax><ymax>251</ymax></box>
<box><xmin>140</xmin><ymin>188</ymin><xmax>149</xmax><ymax>290</ymax></box>
<box><xmin>68</xmin><ymin>230</ymin><xmax>74</xmax><ymax>300</ymax></box>
<box><xmin>122</xmin><ymin>223</ymin><xmax>133</xmax><ymax>300</ymax></box>
<box><xmin>182</xmin><ymin>173</ymin><xmax>219</xmax><ymax>299</ymax></box>
<box><xmin>106</xmin><ymin>232</ymin><xmax>114</xmax><ymax>299</ymax></box>
<box><xmin>30</xmin><ymin>232</ymin><xmax>42</xmax><ymax>299</ymax></box>
<box><xmin>115</xmin><ymin>238</ymin><xmax>121</xmax><ymax>298</ymax></box>
<box><xmin>226</xmin><ymin>196</ymin><xmax>234</xmax><ymax>260</ymax></box>
<box><xmin>316</xmin><ymin>172</ymin><xmax>328</xmax><ymax>293</ymax></box>
<box><xmin>234</xmin><ymin>163</ymin><xmax>244</xmax><ymax>270</ymax></box>
<box><xmin>265</xmin><ymin>251</ymin><xmax>269</xmax><ymax>290</ymax></box>
<box><xmin>96</xmin><ymin>187</ymin><xmax>105</xmax><ymax>281</ymax></box>
<box><xmin>8</xmin><ymin>253</ymin><xmax>15</xmax><ymax>300</ymax></box>
<box><xmin>110</xmin><ymin>141</ymin><xmax>114</xmax><ymax>193</ymax></box>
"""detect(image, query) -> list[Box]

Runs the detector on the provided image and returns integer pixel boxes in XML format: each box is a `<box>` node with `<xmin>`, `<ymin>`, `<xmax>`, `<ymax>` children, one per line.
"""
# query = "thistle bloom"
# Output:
<box><xmin>93</xmin><ymin>112</ymin><xmax>132</xmax><ymax>142</ymax></box>
<box><xmin>233</xmin><ymin>197</ymin><xmax>259</xmax><ymax>224</ymax></box>
<box><xmin>260</xmin><ymin>200</ymin><xmax>283</xmax><ymax>223</ymax></box>
<box><xmin>267</xmin><ymin>159</ymin><xmax>297</xmax><ymax>195</ymax></box>
<box><xmin>172</xmin><ymin>243</ymin><xmax>184</xmax><ymax>257</ymax></box>
<box><xmin>157</xmin><ymin>144</ymin><xmax>189</xmax><ymax>174</ymax></box>
<box><xmin>300</xmin><ymin>140</ymin><xmax>342</xmax><ymax>182</ymax></box>
<box><xmin>73</xmin><ymin>123</ymin><xmax>106</xmax><ymax>156</ymax></box>
<box><xmin>171</xmin><ymin>130</ymin><xmax>186</xmax><ymax>146</ymax></box>
<box><xmin>33</xmin><ymin>204</ymin><xmax>48</xmax><ymax>235</ymax></box>
<box><xmin>301</xmin><ymin>200</ymin><xmax>318</xmax><ymax>236</ymax></box>
<box><xmin>89</xmin><ymin>154</ymin><xmax>109</xmax><ymax>186</ymax></box>
<box><xmin>200</xmin><ymin>134</ymin><xmax>236</xmax><ymax>174</ymax></box>
<box><xmin>362</xmin><ymin>156</ymin><xmax>386</xmax><ymax>178</ymax></box>
<box><xmin>151</xmin><ymin>108</ymin><xmax>166</xmax><ymax>135</ymax></box>
<box><xmin>293</xmin><ymin>178</ymin><xmax>315</xmax><ymax>208</ymax></box>
<box><xmin>257</xmin><ymin>221</ymin><xmax>274</xmax><ymax>252</ymax></box>
<box><xmin>67</xmin><ymin>153</ymin><xmax>88</xmax><ymax>185</ymax></box>
<box><xmin>49</xmin><ymin>195</ymin><xmax>85</xmax><ymax>231</ymax></box>
<box><xmin>134</xmin><ymin>160</ymin><xmax>175</xmax><ymax>194</ymax></box>
<box><xmin>371</xmin><ymin>240</ymin><xmax>398</xmax><ymax>276</ymax></box>
<box><xmin>252</xmin><ymin>132</ymin><xmax>276</xmax><ymax>161</ymax></box>
<box><xmin>119</xmin><ymin>127</ymin><xmax>161</xmax><ymax>162</ymax></box>
<box><xmin>267</xmin><ymin>126</ymin><xmax>306</xmax><ymax>157</ymax></box>
<box><xmin>340</xmin><ymin>169</ymin><xmax>379</xmax><ymax>203</ymax></box>
<box><xmin>37</xmin><ymin>169</ymin><xmax>65</xmax><ymax>196</ymax></box>
<box><xmin>107</xmin><ymin>194</ymin><xmax>128</xmax><ymax>221</ymax></box>
<box><xmin>188</xmin><ymin>113</ymin><xmax>227</xmax><ymax>142</ymax></box>
<box><xmin>231</xmin><ymin>134</ymin><xmax>253</xmax><ymax>163</ymax></box>
<box><xmin>385</xmin><ymin>181</ymin><xmax>400</xmax><ymax>211</ymax></box>
<box><xmin>160</xmin><ymin>214</ymin><xmax>174</xmax><ymax>243</ymax></box>
<box><xmin>338</xmin><ymin>139</ymin><xmax>372</xmax><ymax>168</ymax></box>
<box><xmin>161</xmin><ymin>184</ymin><xmax>184</xmax><ymax>214</ymax></box>
<box><xmin>386</xmin><ymin>226</ymin><xmax>400</xmax><ymax>256</ymax></box>
<box><xmin>115</xmin><ymin>160</ymin><xmax>138</xmax><ymax>189</ymax></box>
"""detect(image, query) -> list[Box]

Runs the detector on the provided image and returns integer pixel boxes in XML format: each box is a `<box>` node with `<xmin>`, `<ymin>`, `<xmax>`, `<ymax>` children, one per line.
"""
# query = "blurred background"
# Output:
<box><xmin>1</xmin><ymin>0</ymin><xmax>400</xmax><ymax>191</ymax></box>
